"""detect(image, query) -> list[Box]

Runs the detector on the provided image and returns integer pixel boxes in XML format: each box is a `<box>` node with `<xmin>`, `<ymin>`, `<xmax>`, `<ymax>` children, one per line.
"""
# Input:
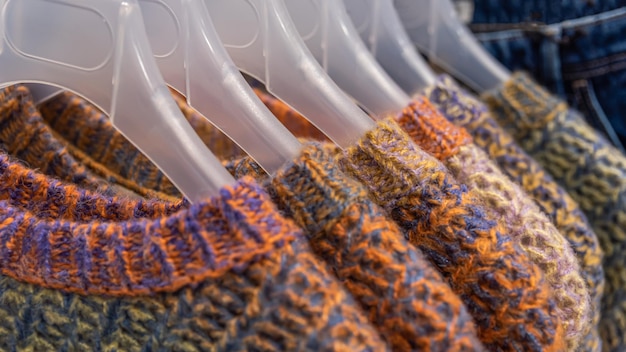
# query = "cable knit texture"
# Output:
<box><xmin>421</xmin><ymin>75</ymin><xmax>605</xmax><ymax>352</ymax></box>
<box><xmin>0</xmin><ymin>177</ymin><xmax>390</xmax><ymax>351</ymax></box>
<box><xmin>483</xmin><ymin>72</ymin><xmax>626</xmax><ymax>352</ymax></box>
<box><xmin>396</xmin><ymin>97</ymin><xmax>592</xmax><ymax>350</ymax></box>
<box><xmin>336</xmin><ymin>118</ymin><xmax>563</xmax><ymax>351</ymax></box>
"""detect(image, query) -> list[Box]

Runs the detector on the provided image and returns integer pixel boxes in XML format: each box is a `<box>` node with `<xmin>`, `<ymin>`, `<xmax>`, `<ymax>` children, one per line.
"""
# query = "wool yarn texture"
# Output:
<box><xmin>25</xmin><ymin>86</ymin><xmax>572</xmax><ymax>350</ymax></box>
<box><xmin>335</xmin><ymin>118</ymin><xmax>564</xmax><ymax>351</ymax></box>
<box><xmin>482</xmin><ymin>72</ymin><xmax>626</xmax><ymax>352</ymax></box>
<box><xmin>39</xmin><ymin>90</ymin><xmax>186</xmax><ymax>199</ymax></box>
<box><xmin>0</xmin><ymin>151</ymin><xmax>186</xmax><ymax>222</ymax></box>
<box><xmin>0</xmin><ymin>174</ymin><xmax>390</xmax><ymax>351</ymax></box>
<box><xmin>12</xmin><ymin>135</ymin><xmax>486</xmax><ymax>351</ymax></box>
<box><xmin>0</xmin><ymin>85</ymin><xmax>121</xmax><ymax>196</ymax></box>
<box><xmin>239</xmin><ymin>90</ymin><xmax>598</xmax><ymax>351</ymax></box>
<box><xmin>0</xmin><ymin>98</ymin><xmax>486</xmax><ymax>352</ymax></box>
<box><xmin>44</xmin><ymin>90</ymin><xmax>564</xmax><ymax>350</ymax></box>
<box><xmin>420</xmin><ymin>75</ymin><xmax>605</xmax><ymax>351</ymax></box>
<box><xmin>265</xmin><ymin>143</ymin><xmax>484</xmax><ymax>351</ymax></box>
<box><xmin>395</xmin><ymin>97</ymin><xmax>593</xmax><ymax>350</ymax></box>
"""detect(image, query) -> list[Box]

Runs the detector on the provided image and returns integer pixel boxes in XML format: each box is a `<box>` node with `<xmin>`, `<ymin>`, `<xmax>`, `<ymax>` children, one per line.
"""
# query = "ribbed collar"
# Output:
<box><xmin>0</xmin><ymin>85</ymin><xmax>112</xmax><ymax>193</ymax></box>
<box><xmin>0</xmin><ymin>173</ymin><xmax>299</xmax><ymax>297</ymax></box>
<box><xmin>395</xmin><ymin>96</ymin><xmax>473</xmax><ymax>161</ymax></box>
<box><xmin>482</xmin><ymin>72</ymin><xmax>569</xmax><ymax>135</ymax></box>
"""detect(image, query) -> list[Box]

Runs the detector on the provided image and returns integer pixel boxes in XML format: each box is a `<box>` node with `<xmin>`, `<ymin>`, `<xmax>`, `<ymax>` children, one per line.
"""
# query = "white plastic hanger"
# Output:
<box><xmin>284</xmin><ymin>0</ymin><xmax>411</xmax><ymax>116</ymax></box>
<box><xmin>1</xmin><ymin>0</ymin><xmax>234</xmax><ymax>202</ymax></box>
<box><xmin>393</xmin><ymin>0</ymin><xmax>510</xmax><ymax>92</ymax></box>
<box><xmin>28</xmin><ymin>0</ymin><xmax>301</xmax><ymax>176</ymax></box>
<box><xmin>343</xmin><ymin>0</ymin><xmax>437</xmax><ymax>95</ymax></box>
<box><xmin>139</xmin><ymin>0</ymin><xmax>300</xmax><ymax>175</ymax></box>
<box><xmin>205</xmin><ymin>0</ymin><xmax>375</xmax><ymax>148</ymax></box>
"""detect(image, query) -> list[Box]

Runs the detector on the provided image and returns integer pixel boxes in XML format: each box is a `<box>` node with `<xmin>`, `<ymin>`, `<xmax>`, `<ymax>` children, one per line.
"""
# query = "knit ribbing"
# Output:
<box><xmin>268</xmin><ymin>143</ymin><xmax>484</xmax><ymax>351</ymax></box>
<box><xmin>3</xmin><ymin>136</ymin><xmax>484</xmax><ymax>350</ymax></box>
<box><xmin>483</xmin><ymin>72</ymin><xmax>626</xmax><ymax>352</ymax></box>
<box><xmin>0</xmin><ymin>178</ymin><xmax>388</xmax><ymax>350</ymax></box>
<box><xmin>395</xmin><ymin>98</ymin><xmax>473</xmax><ymax>160</ymax></box>
<box><xmin>0</xmin><ymin>86</ymin><xmax>116</xmax><ymax>194</ymax></box>
<box><xmin>38</xmin><ymin>92</ymin><xmax>183</xmax><ymax>197</ymax></box>
<box><xmin>0</xmin><ymin>176</ymin><xmax>299</xmax><ymax>296</ymax></box>
<box><xmin>339</xmin><ymin>118</ymin><xmax>564</xmax><ymax>351</ymax></box>
<box><xmin>421</xmin><ymin>75</ymin><xmax>605</xmax><ymax>352</ymax></box>
<box><xmin>395</xmin><ymin>97</ymin><xmax>592</xmax><ymax>350</ymax></box>
<box><xmin>0</xmin><ymin>152</ymin><xmax>185</xmax><ymax>222</ymax></box>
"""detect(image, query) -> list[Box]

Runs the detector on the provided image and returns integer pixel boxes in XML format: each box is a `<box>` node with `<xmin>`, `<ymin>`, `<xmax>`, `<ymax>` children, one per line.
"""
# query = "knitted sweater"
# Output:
<box><xmin>237</xmin><ymin>91</ymin><xmax>595</xmax><ymax>350</ymax></box>
<box><xmin>338</xmin><ymin>118</ymin><xmax>564</xmax><ymax>351</ymax></box>
<box><xmin>0</xmin><ymin>85</ymin><xmax>122</xmax><ymax>196</ymax></box>
<box><xmin>420</xmin><ymin>75</ymin><xmax>605</xmax><ymax>350</ymax></box>
<box><xmin>0</xmin><ymin>137</ymin><xmax>485</xmax><ymax>351</ymax></box>
<box><xmin>482</xmin><ymin>72</ymin><xmax>626</xmax><ymax>352</ymax></box>
<box><xmin>0</xmin><ymin>174</ymin><xmax>389</xmax><ymax>351</ymax></box>
<box><xmin>37</xmin><ymin>90</ymin><xmax>565</xmax><ymax>350</ymax></box>
<box><xmin>224</xmin><ymin>122</ymin><xmax>566</xmax><ymax>351</ymax></box>
<box><xmin>265</xmin><ymin>144</ymin><xmax>484</xmax><ymax>351</ymax></box>
<box><xmin>0</xmin><ymin>151</ymin><xmax>184</xmax><ymax>221</ymax></box>
<box><xmin>395</xmin><ymin>97</ymin><xmax>593</xmax><ymax>350</ymax></box>
<box><xmin>39</xmin><ymin>91</ymin><xmax>188</xmax><ymax>198</ymax></box>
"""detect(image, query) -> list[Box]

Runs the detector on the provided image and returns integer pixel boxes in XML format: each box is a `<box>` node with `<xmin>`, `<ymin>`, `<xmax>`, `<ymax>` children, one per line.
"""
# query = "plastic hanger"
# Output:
<box><xmin>1</xmin><ymin>0</ymin><xmax>234</xmax><ymax>202</ymax></box>
<box><xmin>139</xmin><ymin>0</ymin><xmax>301</xmax><ymax>175</ymax></box>
<box><xmin>343</xmin><ymin>0</ymin><xmax>437</xmax><ymax>95</ymax></box>
<box><xmin>284</xmin><ymin>0</ymin><xmax>411</xmax><ymax>116</ymax></box>
<box><xmin>205</xmin><ymin>0</ymin><xmax>375</xmax><ymax>148</ymax></box>
<box><xmin>393</xmin><ymin>0</ymin><xmax>510</xmax><ymax>92</ymax></box>
<box><xmin>28</xmin><ymin>0</ymin><xmax>301</xmax><ymax>176</ymax></box>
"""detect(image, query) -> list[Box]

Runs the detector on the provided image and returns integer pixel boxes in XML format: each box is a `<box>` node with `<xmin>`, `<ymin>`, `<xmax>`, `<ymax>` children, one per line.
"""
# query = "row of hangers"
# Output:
<box><xmin>0</xmin><ymin>0</ymin><xmax>511</xmax><ymax>202</ymax></box>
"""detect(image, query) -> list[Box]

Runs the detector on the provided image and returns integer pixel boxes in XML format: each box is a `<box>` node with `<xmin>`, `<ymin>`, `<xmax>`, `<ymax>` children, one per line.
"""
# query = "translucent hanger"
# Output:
<box><xmin>140</xmin><ymin>0</ymin><xmax>300</xmax><ymax>175</ymax></box>
<box><xmin>28</xmin><ymin>0</ymin><xmax>301</xmax><ymax>175</ymax></box>
<box><xmin>1</xmin><ymin>0</ymin><xmax>234</xmax><ymax>202</ymax></box>
<box><xmin>284</xmin><ymin>0</ymin><xmax>411</xmax><ymax>116</ymax></box>
<box><xmin>343</xmin><ymin>0</ymin><xmax>437</xmax><ymax>95</ymax></box>
<box><xmin>393</xmin><ymin>0</ymin><xmax>510</xmax><ymax>92</ymax></box>
<box><xmin>205</xmin><ymin>0</ymin><xmax>375</xmax><ymax>148</ymax></box>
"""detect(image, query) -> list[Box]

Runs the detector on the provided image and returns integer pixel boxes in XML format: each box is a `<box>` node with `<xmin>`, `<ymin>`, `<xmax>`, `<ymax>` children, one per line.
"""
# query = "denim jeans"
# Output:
<box><xmin>468</xmin><ymin>1</ymin><xmax>626</xmax><ymax>152</ymax></box>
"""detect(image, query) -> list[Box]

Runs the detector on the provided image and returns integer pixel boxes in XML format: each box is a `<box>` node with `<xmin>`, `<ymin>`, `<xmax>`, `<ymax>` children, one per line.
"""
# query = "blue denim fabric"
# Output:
<box><xmin>472</xmin><ymin>0</ymin><xmax>626</xmax><ymax>24</ymax></box>
<box><xmin>469</xmin><ymin>2</ymin><xmax>626</xmax><ymax>152</ymax></box>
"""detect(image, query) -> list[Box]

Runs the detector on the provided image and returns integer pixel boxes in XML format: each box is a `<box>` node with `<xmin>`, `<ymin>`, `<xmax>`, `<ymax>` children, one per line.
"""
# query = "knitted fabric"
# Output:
<box><xmin>421</xmin><ymin>75</ymin><xmax>605</xmax><ymax>351</ymax></box>
<box><xmin>482</xmin><ymin>72</ymin><xmax>626</xmax><ymax>351</ymax></box>
<box><xmin>0</xmin><ymin>152</ymin><xmax>184</xmax><ymax>222</ymax></box>
<box><xmin>333</xmin><ymin>118</ymin><xmax>564</xmax><ymax>351</ymax></box>
<box><xmin>245</xmin><ymin>90</ymin><xmax>595</xmax><ymax>349</ymax></box>
<box><xmin>0</xmin><ymin>85</ymin><xmax>120</xmax><ymax>196</ymax></box>
<box><xmin>0</xmin><ymin>177</ymin><xmax>389</xmax><ymax>351</ymax></box>
<box><xmin>395</xmin><ymin>97</ymin><xmax>592</xmax><ymax>350</ymax></box>
<box><xmin>15</xmin><ymin>138</ymin><xmax>484</xmax><ymax>351</ymax></box>
<box><xmin>265</xmin><ymin>143</ymin><xmax>484</xmax><ymax>351</ymax></box>
<box><xmin>38</xmin><ymin>92</ymin><xmax>183</xmax><ymax>198</ymax></box>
